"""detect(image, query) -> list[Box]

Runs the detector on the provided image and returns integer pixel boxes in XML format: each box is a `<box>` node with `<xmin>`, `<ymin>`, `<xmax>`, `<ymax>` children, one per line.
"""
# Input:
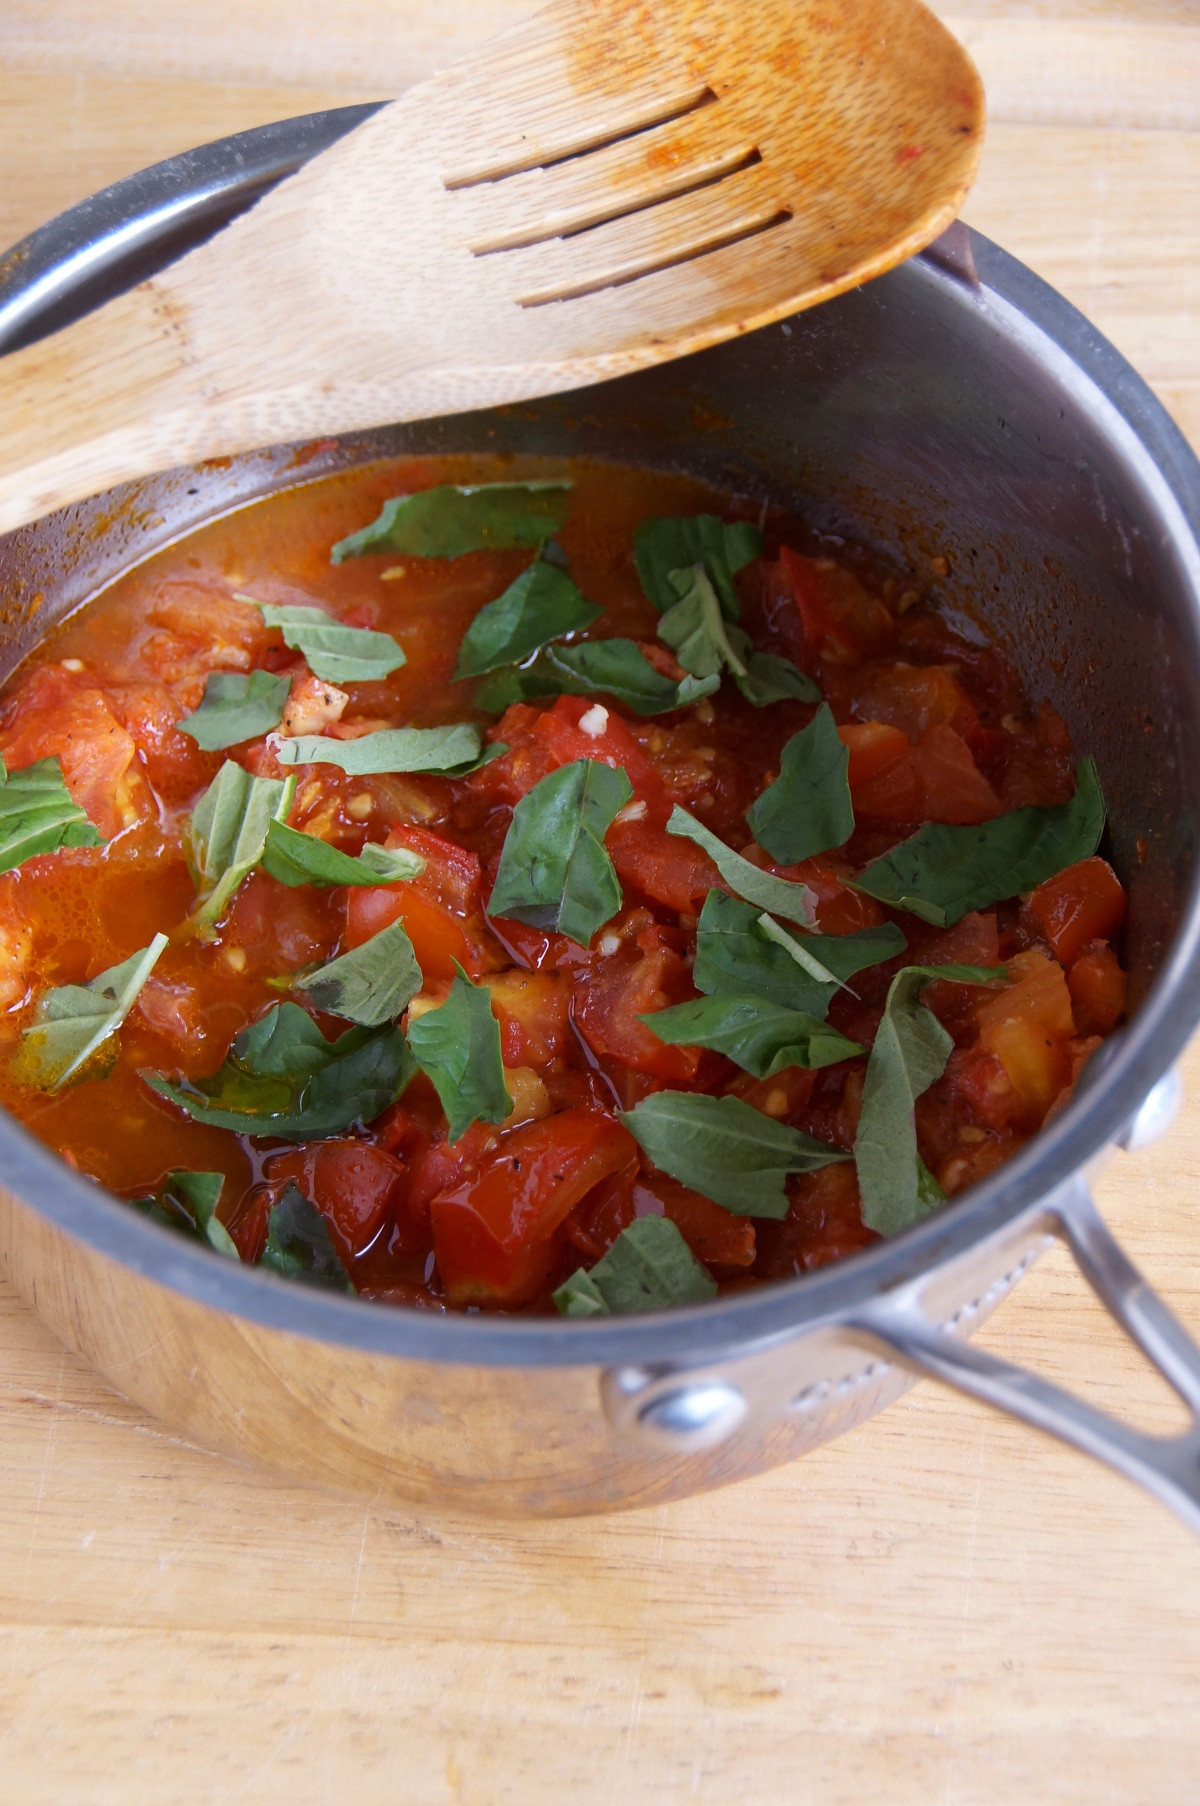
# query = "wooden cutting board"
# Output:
<box><xmin>1</xmin><ymin>5</ymin><xmax>1199</xmax><ymax>1800</ymax></box>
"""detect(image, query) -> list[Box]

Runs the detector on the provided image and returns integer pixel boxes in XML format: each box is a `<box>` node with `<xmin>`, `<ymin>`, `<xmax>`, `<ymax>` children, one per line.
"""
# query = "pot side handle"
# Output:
<box><xmin>849</xmin><ymin>1181</ymin><xmax>1200</xmax><ymax>1534</ymax></box>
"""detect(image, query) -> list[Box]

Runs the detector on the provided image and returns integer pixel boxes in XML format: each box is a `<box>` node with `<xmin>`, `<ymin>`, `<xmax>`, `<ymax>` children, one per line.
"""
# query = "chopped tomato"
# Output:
<box><xmin>1067</xmin><ymin>941</ymin><xmax>1127</xmax><ymax>1035</ymax></box>
<box><xmin>531</xmin><ymin>694</ymin><xmax>664</xmax><ymax>799</ymax></box>
<box><xmin>633</xmin><ymin>1175</ymin><xmax>756</xmax><ymax>1268</ymax></box>
<box><xmin>756</xmin><ymin>1161</ymin><xmax>875</xmax><ymax>1277</ymax></box>
<box><xmin>909</xmin><ymin>724</ymin><xmax>1000</xmax><ymax>825</ymax></box>
<box><xmin>107</xmin><ymin>679</ymin><xmax>220</xmax><ymax>805</ymax></box>
<box><xmin>573</xmin><ymin>925</ymin><xmax>704</xmax><ymax>1080</ymax></box>
<box><xmin>849</xmin><ymin>662</ymin><xmax>978</xmax><ymax>739</ymax></box>
<box><xmin>431</xmin><ymin>1107</ymin><xmax>638</xmax><ymax>1305</ymax></box>
<box><xmin>138</xmin><ymin>583</ymin><xmax>268</xmax><ymax>687</ymax></box>
<box><xmin>607</xmin><ymin>814</ymin><xmax>720</xmax><ymax>913</ymax></box>
<box><xmin>839</xmin><ymin>720</ymin><xmax>910</xmax><ymax>790</ymax></box>
<box><xmin>267</xmin><ymin>1139</ymin><xmax>407</xmax><ymax>1261</ymax></box>
<box><xmin>1028</xmin><ymin>857</ymin><xmax>1126</xmax><ymax>966</ymax></box>
<box><xmin>779</xmin><ymin>548</ymin><xmax>894</xmax><ymax>666</ymax></box>
<box><xmin>344</xmin><ymin>884</ymin><xmax>490</xmax><ymax>979</ymax></box>
<box><xmin>482</xmin><ymin>968</ymin><xmax>572</xmax><ymax>1066</ymax></box>
<box><xmin>975</xmin><ymin>950</ymin><xmax>1075</xmax><ymax>1120</ymax></box>
<box><xmin>223</xmin><ymin>869</ymin><xmax>340</xmax><ymax>972</ymax></box>
<box><xmin>385</xmin><ymin>823</ymin><xmax>482</xmax><ymax>916</ymax></box>
<box><xmin>767</xmin><ymin>855</ymin><xmax>885</xmax><ymax>934</ymax></box>
<box><xmin>0</xmin><ymin>663</ymin><xmax>152</xmax><ymax>837</ymax></box>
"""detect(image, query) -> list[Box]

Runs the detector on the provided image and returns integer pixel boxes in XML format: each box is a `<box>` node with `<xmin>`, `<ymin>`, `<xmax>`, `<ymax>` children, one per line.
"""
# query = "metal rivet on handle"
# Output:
<box><xmin>1119</xmin><ymin>1067</ymin><xmax>1182</xmax><ymax>1153</ymax></box>
<box><xmin>636</xmin><ymin>1381</ymin><xmax>747</xmax><ymax>1451</ymax></box>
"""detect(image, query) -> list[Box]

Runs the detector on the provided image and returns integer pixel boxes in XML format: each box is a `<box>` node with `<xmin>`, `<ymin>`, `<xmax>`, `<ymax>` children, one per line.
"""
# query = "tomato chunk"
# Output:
<box><xmin>1067</xmin><ymin>942</ymin><xmax>1127</xmax><ymax>1035</ymax></box>
<box><xmin>839</xmin><ymin>721</ymin><xmax>909</xmax><ymax>790</ymax></box>
<box><xmin>634</xmin><ymin>1175</ymin><xmax>756</xmax><ymax>1268</ymax></box>
<box><xmin>573</xmin><ymin>926</ymin><xmax>703</xmax><ymax>1080</ymax></box>
<box><xmin>779</xmin><ymin>548</ymin><xmax>894</xmax><ymax>666</ymax></box>
<box><xmin>1028</xmin><ymin>857</ymin><xmax>1126</xmax><ymax>966</ymax></box>
<box><xmin>268</xmin><ymin>1139</ymin><xmax>407</xmax><ymax>1261</ymax></box>
<box><xmin>975</xmin><ymin>951</ymin><xmax>1075</xmax><ymax>1120</ymax></box>
<box><xmin>849</xmin><ymin>663</ymin><xmax>978</xmax><ymax>740</ymax></box>
<box><xmin>344</xmin><ymin>884</ymin><xmax>489</xmax><ymax>979</ymax></box>
<box><xmin>0</xmin><ymin>663</ymin><xmax>152</xmax><ymax>837</ymax></box>
<box><xmin>431</xmin><ymin>1107</ymin><xmax>638</xmax><ymax>1305</ymax></box>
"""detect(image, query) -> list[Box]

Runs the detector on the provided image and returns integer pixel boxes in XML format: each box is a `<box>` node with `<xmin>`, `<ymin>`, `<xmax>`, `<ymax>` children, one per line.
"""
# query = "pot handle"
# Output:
<box><xmin>849</xmin><ymin>1181</ymin><xmax>1200</xmax><ymax>1533</ymax></box>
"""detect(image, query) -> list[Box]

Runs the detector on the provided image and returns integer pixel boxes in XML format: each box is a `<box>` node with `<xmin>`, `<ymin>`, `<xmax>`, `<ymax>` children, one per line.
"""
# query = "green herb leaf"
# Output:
<box><xmin>854</xmin><ymin>758</ymin><xmax>1106</xmax><ymax>926</ymax></box>
<box><xmin>666</xmin><ymin>807</ymin><xmax>818</xmax><ymax>927</ymax></box>
<box><xmin>691</xmin><ymin>892</ymin><xmax>907</xmax><ymax>1019</ymax></box>
<box><xmin>274</xmin><ymin>723</ymin><xmax>492</xmax><ymax>776</ymax></box>
<box><xmin>622</xmin><ymin>1090</ymin><xmax>849</xmax><ymax>1219</ymax></box>
<box><xmin>745</xmin><ymin>704</ymin><xmax>853</xmax><ymax>861</ymax></box>
<box><xmin>330</xmin><ymin>481</ymin><xmax>573</xmax><ymax>562</ymax></box>
<box><xmin>0</xmin><ymin>755</ymin><xmax>102</xmax><ymax>874</ymax></box>
<box><xmin>657</xmin><ymin>564</ymin><xmax>745</xmax><ymax>679</ymax></box>
<box><xmin>488</xmin><ymin>759</ymin><xmax>632</xmax><ymax>946</ymax></box>
<box><xmin>640</xmin><ymin>993</ymin><xmax>864</xmax><ymax>1078</ymax></box>
<box><xmin>633</xmin><ymin>514</ymin><xmax>762</xmax><ymax>619</ymax></box>
<box><xmin>188</xmin><ymin>761</ymin><xmax>295</xmax><ymax>934</ymax></box>
<box><xmin>259</xmin><ymin>1181</ymin><xmax>353</xmax><ymax>1291</ymax></box>
<box><xmin>244</xmin><ymin>598</ymin><xmax>406</xmax><ymax>683</ymax></box>
<box><xmin>178</xmin><ymin>671</ymin><xmax>290</xmax><ymax>751</ymax></box>
<box><xmin>554</xmin><ymin>1215</ymin><xmax>718</xmax><ymax>1317</ymax></box>
<box><xmin>16</xmin><ymin>934</ymin><xmax>168</xmax><ymax>1092</ymax></box>
<box><xmin>453</xmin><ymin>559</ymin><xmax>601</xmax><ymax>679</ymax></box>
<box><xmin>147</xmin><ymin>1001</ymin><xmax>413</xmax><ymax>1139</ymax></box>
<box><xmin>406</xmin><ymin>964</ymin><xmax>511</xmax><ymax>1142</ymax></box>
<box><xmin>854</xmin><ymin>964</ymin><xmax>1005</xmax><ymax>1235</ymax></box>
<box><xmin>260</xmin><ymin>820</ymin><xmax>423</xmax><ymax>889</ymax></box>
<box><xmin>473</xmin><ymin>639</ymin><xmax>717</xmax><ymax>717</ymax></box>
<box><xmin>731</xmin><ymin>644</ymin><xmax>821</xmax><ymax>708</ymax></box>
<box><xmin>136</xmin><ymin>1169</ymin><xmax>240</xmax><ymax>1258</ymax></box>
<box><xmin>298</xmin><ymin>918</ymin><xmax>422</xmax><ymax>1026</ymax></box>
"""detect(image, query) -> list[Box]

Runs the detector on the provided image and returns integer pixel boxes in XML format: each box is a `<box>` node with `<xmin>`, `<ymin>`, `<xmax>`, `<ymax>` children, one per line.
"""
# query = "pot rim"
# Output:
<box><xmin>3</xmin><ymin>113</ymin><xmax>1200</xmax><ymax>1370</ymax></box>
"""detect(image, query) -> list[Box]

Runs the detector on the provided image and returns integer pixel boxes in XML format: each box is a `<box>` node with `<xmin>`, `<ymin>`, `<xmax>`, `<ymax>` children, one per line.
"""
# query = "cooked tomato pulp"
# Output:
<box><xmin>0</xmin><ymin>455</ymin><xmax>1127</xmax><ymax>1311</ymax></box>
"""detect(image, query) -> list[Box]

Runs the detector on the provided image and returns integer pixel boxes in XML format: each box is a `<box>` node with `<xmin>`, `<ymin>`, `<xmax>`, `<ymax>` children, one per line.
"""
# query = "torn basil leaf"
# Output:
<box><xmin>554</xmin><ymin>1215</ymin><xmax>717</xmax><ymax>1317</ymax></box>
<box><xmin>488</xmin><ymin>758</ymin><xmax>631</xmax><ymax>946</ymax></box>
<box><xmin>473</xmin><ymin>639</ymin><xmax>717</xmax><ymax>717</ymax></box>
<box><xmin>406</xmin><ymin>964</ymin><xmax>511</xmax><ymax>1142</ymax></box>
<box><xmin>633</xmin><ymin>513</ymin><xmax>762</xmax><ymax>619</ymax></box>
<box><xmin>854</xmin><ymin>758</ymin><xmax>1106</xmax><ymax>927</ymax></box>
<box><xmin>261</xmin><ymin>820</ymin><xmax>423</xmax><ymax>889</ymax></box>
<box><xmin>16</xmin><ymin>934</ymin><xmax>168</xmax><ymax>1092</ymax></box>
<box><xmin>622</xmin><ymin>1090</ymin><xmax>849</xmax><ymax>1218</ymax></box>
<box><xmin>246</xmin><ymin>598</ymin><xmax>406</xmax><ymax>683</ymax></box>
<box><xmin>0</xmin><ymin>755</ymin><xmax>103</xmax><ymax>874</ymax></box>
<box><xmin>188</xmin><ymin>761</ymin><xmax>295</xmax><ymax>934</ymax></box>
<box><xmin>134</xmin><ymin>1170</ymin><xmax>238</xmax><ymax>1259</ymax></box>
<box><xmin>178</xmin><ymin>671</ymin><xmax>290</xmax><ymax>751</ymax></box>
<box><xmin>692</xmin><ymin>893</ymin><xmax>907</xmax><ymax>1017</ymax></box>
<box><xmin>259</xmin><ymin>1181</ymin><xmax>353</xmax><ymax>1292</ymax></box>
<box><xmin>666</xmin><ymin>806</ymin><xmax>818</xmax><ymax>927</ymax></box>
<box><xmin>147</xmin><ymin>1001</ymin><xmax>413</xmax><ymax>1139</ymax></box>
<box><xmin>297</xmin><ymin>918</ymin><xmax>422</xmax><ymax>1027</ymax></box>
<box><xmin>658</xmin><ymin>564</ymin><xmax>819</xmax><ymax>708</ymax></box>
<box><xmin>641</xmin><ymin>993</ymin><xmax>864</xmax><ymax>1078</ymax></box>
<box><xmin>453</xmin><ymin>559</ymin><xmax>601</xmax><ymax>679</ymax></box>
<box><xmin>854</xmin><ymin>964</ymin><xmax>1005</xmax><ymax>1236</ymax></box>
<box><xmin>330</xmin><ymin>481</ymin><xmax>573</xmax><ymax>562</ymax></box>
<box><xmin>274</xmin><ymin>723</ymin><xmax>491</xmax><ymax>776</ymax></box>
<box><xmin>746</xmin><ymin>704</ymin><xmax>853</xmax><ymax>862</ymax></box>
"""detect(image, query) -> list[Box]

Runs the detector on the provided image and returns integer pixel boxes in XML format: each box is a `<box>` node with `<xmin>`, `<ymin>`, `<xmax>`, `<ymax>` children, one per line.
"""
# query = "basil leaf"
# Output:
<box><xmin>641</xmin><ymin>994</ymin><xmax>864</xmax><ymax>1078</ymax></box>
<box><xmin>622</xmin><ymin>1090</ymin><xmax>849</xmax><ymax>1219</ymax></box>
<box><xmin>245</xmin><ymin>598</ymin><xmax>406</xmax><ymax>683</ymax></box>
<box><xmin>666</xmin><ymin>806</ymin><xmax>818</xmax><ymax>927</ymax></box>
<box><xmin>188</xmin><ymin>761</ymin><xmax>295</xmax><ymax>934</ymax></box>
<box><xmin>261</xmin><ymin>820</ymin><xmax>423</xmax><ymax>889</ymax></box>
<box><xmin>554</xmin><ymin>1215</ymin><xmax>718</xmax><ymax>1317</ymax></box>
<box><xmin>854</xmin><ymin>757</ymin><xmax>1106</xmax><ymax>927</ymax></box>
<box><xmin>298</xmin><ymin>918</ymin><xmax>422</xmax><ymax>1026</ymax></box>
<box><xmin>453</xmin><ymin>560</ymin><xmax>601</xmax><ymax>679</ymax></box>
<box><xmin>178</xmin><ymin>671</ymin><xmax>290</xmax><ymax>751</ymax></box>
<box><xmin>657</xmin><ymin>564</ymin><xmax>745</xmax><ymax>679</ymax></box>
<box><xmin>274</xmin><ymin>723</ymin><xmax>491</xmax><ymax>776</ymax></box>
<box><xmin>745</xmin><ymin>705</ymin><xmax>853</xmax><ymax>862</ymax></box>
<box><xmin>488</xmin><ymin>759</ymin><xmax>632</xmax><ymax>946</ymax></box>
<box><xmin>259</xmin><ymin>1181</ymin><xmax>353</xmax><ymax>1292</ymax></box>
<box><xmin>147</xmin><ymin>1001</ymin><xmax>413</xmax><ymax>1139</ymax></box>
<box><xmin>138</xmin><ymin>1169</ymin><xmax>240</xmax><ymax>1258</ymax></box>
<box><xmin>854</xmin><ymin>964</ymin><xmax>1005</xmax><ymax>1235</ymax></box>
<box><xmin>474</xmin><ymin>639</ymin><xmax>717</xmax><ymax>717</ymax></box>
<box><xmin>0</xmin><ymin>755</ymin><xmax>102</xmax><ymax>873</ymax></box>
<box><xmin>406</xmin><ymin>964</ymin><xmax>511</xmax><ymax>1142</ymax></box>
<box><xmin>633</xmin><ymin>514</ymin><xmax>762</xmax><ymax>619</ymax></box>
<box><xmin>330</xmin><ymin>481</ymin><xmax>573</xmax><ymax>562</ymax></box>
<box><xmin>15</xmin><ymin>933</ymin><xmax>168</xmax><ymax>1092</ymax></box>
<box><xmin>730</xmin><ymin>640</ymin><xmax>820</xmax><ymax>708</ymax></box>
<box><xmin>693</xmin><ymin>893</ymin><xmax>907</xmax><ymax>1014</ymax></box>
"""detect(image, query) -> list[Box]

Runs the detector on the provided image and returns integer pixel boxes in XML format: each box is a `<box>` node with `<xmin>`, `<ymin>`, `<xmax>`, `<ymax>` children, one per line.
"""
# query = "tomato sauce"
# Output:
<box><xmin>0</xmin><ymin>455</ymin><xmax>1127</xmax><ymax>1311</ymax></box>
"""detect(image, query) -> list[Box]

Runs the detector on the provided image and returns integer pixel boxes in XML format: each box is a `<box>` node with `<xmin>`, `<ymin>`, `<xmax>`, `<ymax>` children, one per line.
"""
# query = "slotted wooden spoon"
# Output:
<box><xmin>0</xmin><ymin>0</ymin><xmax>983</xmax><ymax>535</ymax></box>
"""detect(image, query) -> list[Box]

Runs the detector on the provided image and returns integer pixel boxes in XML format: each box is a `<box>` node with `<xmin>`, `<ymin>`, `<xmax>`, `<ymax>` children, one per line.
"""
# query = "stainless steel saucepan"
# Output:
<box><xmin>2</xmin><ymin>109</ymin><xmax>1200</xmax><ymax>1523</ymax></box>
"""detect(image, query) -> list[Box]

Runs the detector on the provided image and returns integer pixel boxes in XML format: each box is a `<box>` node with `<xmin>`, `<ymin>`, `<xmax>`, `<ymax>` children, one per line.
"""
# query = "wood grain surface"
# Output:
<box><xmin>2</xmin><ymin>4</ymin><xmax>1200</xmax><ymax>1801</ymax></box>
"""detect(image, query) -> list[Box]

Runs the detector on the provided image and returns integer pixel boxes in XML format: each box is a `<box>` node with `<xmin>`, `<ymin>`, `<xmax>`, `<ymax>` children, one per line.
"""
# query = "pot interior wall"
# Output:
<box><xmin>2</xmin><ymin>245</ymin><xmax>1198</xmax><ymax>1014</ymax></box>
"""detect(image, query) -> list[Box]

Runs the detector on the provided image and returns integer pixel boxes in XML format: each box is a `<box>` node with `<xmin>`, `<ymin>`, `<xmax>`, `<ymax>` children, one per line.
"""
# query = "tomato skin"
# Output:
<box><xmin>573</xmin><ymin>926</ymin><xmax>703</xmax><ymax>1080</ymax></box>
<box><xmin>344</xmin><ymin>884</ymin><xmax>488</xmax><ymax>979</ymax></box>
<box><xmin>633</xmin><ymin>1175</ymin><xmax>756</xmax><ymax>1269</ymax></box>
<box><xmin>607</xmin><ymin>816</ymin><xmax>720</xmax><ymax>914</ymax></box>
<box><xmin>267</xmin><ymin>1139</ymin><xmax>408</xmax><ymax>1261</ymax></box>
<box><xmin>1067</xmin><ymin>941</ymin><xmax>1127</xmax><ymax>1035</ymax></box>
<box><xmin>1028</xmin><ymin>857</ymin><xmax>1126</xmax><ymax>966</ymax></box>
<box><xmin>768</xmin><ymin>855</ymin><xmax>885</xmax><ymax>934</ymax></box>
<box><xmin>384</xmin><ymin>823</ymin><xmax>481</xmax><ymax>915</ymax></box>
<box><xmin>431</xmin><ymin>1107</ymin><xmax>639</xmax><ymax>1305</ymax></box>
<box><xmin>838</xmin><ymin>721</ymin><xmax>910</xmax><ymax>790</ymax></box>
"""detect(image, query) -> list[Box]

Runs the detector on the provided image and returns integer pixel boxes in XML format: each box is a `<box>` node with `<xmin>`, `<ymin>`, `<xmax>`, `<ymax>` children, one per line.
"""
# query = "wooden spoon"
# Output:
<box><xmin>0</xmin><ymin>0</ymin><xmax>983</xmax><ymax>535</ymax></box>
